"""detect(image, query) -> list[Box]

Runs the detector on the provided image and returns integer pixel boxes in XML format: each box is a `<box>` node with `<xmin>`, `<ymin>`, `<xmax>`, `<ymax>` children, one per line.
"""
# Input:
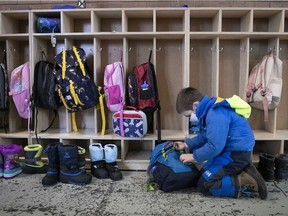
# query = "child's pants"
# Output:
<box><xmin>197</xmin><ymin>151</ymin><xmax>252</xmax><ymax>198</ymax></box>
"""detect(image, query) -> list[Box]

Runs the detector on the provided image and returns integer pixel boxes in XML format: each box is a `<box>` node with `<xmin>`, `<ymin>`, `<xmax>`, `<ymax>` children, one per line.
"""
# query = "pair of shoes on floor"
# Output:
<box><xmin>257</xmin><ymin>153</ymin><xmax>288</xmax><ymax>182</ymax></box>
<box><xmin>89</xmin><ymin>143</ymin><xmax>122</xmax><ymax>181</ymax></box>
<box><xmin>42</xmin><ymin>142</ymin><xmax>92</xmax><ymax>186</ymax></box>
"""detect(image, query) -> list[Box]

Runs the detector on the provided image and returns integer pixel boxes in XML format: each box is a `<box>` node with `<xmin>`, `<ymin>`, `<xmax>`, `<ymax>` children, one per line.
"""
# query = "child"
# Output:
<box><xmin>173</xmin><ymin>87</ymin><xmax>267</xmax><ymax>199</ymax></box>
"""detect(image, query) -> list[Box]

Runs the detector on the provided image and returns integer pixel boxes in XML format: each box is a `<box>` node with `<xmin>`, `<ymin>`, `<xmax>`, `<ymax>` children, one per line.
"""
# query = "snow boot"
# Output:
<box><xmin>42</xmin><ymin>142</ymin><xmax>61</xmax><ymax>186</ymax></box>
<box><xmin>2</xmin><ymin>144</ymin><xmax>23</xmax><ymax>178</ymax></box>
<box><xmin>238</xmin><ymin>162</ymin><xmax>267</xmax><ymax>200</ymax></box>
<box><xmin>89</xmin><ymin>143</ymin><xmax>108</xmax><ymax>179</ymax></box>
<box><xmin>58</xmin><ymin>144</ymin><xmax>92</xmax><ymax>185</ymax></box>
<box><xmin>104</xmin><ymin>144</ymin><xmax>122</xmax><ymax>181</ymax></box>
<box><xmin>275</xmin><ymin>154</ymin><xmax>288</xmax><ymax>181</ymax></box>
<box><xmin>0</xmin><ymin>145</ymin><xmax>4</xmax><ymax>177</ymax></box>
<box><xmin>22</xmin><ymin>144</ymin><xmax>47</xmax><ymax>174</ymax></box>
<box><xmin>257</xmin><ymin>153</ymin><xmax>275</xmax><ymax>182</ymax></box>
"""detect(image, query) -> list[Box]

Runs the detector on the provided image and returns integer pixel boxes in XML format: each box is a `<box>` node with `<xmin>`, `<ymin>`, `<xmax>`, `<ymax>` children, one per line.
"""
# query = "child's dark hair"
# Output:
<box><xmin>176</xmin><ymin>87</ymin><xmax>203</xmax><ymax>114</ymax></box>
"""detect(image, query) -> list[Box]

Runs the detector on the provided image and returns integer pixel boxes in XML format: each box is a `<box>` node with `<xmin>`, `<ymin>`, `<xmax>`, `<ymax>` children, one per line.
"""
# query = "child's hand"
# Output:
<box><xmin>173</xmin><ymin>141</ymin><xmax>188</xmax><ymax>150</ymax></box>
<box><xmin>180</xmin><ymin>154</ymin><xmax>194</xmax><ymax>163</ymax></box>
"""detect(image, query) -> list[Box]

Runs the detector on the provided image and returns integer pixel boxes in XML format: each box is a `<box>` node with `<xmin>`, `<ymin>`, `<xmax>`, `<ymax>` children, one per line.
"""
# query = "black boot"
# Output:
<box><xmin>58</xmin><ymin>144</ymin><xmax>92</xmax><ymax>185</ymax></box>
<box><xmin>238</xmin><ymin>162</ymin><xmax>267</xmax><ymax>200</ymax></box>
<box><xmin>275</xmin><ymin>154</ymin><xmax>288</xmax><ymax>181</ymax></box>
<box><xmin>257</xmin><ymin>153</ymin><xmax>275</xmax><ymax>182</ymax></box>
<box><xmin>42</xmin><ymin>142</ymin><xmax>61</xmax><ymax>186</ymax></box>
<box><xmin>106</xmin><ymin>162</ymin><xmax>122</xmax><ymax>181</ymax></box>
<box><xmin>22</xmin><ymin>144</ymin><xmax>47</xmax><ymax>174</ymax></box>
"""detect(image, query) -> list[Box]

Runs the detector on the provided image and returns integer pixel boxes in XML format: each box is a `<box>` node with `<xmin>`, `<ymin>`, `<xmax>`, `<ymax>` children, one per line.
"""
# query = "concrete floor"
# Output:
<box><xmin>0</xmin><ymin>171</ymin><xmax>288</xmax><ymax>216</ymax></box>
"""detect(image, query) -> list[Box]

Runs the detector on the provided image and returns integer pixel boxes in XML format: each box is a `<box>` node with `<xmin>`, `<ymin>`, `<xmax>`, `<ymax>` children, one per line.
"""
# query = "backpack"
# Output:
<box><xmin>246</xmin><ymin>52</ymin><xmax>282</xmax><ymax>122</ymax></box>
<box><xmin>0</xmin><ymin>51</ymin><xmax>9</xmax><ymax>132</ymax></box>
<box><xmin>104</xmin><ymin>57</ymin><xmax>125</xmax><ymax>112</ymax></box>
<box><xmin>9</xmin><ymin>62</ymin><xmax>31</xmax><ymax>120</ymax></box>
<box><xmin>127</xmin><ymin>50</ymin><xmax>161</xmax><ymax>142</ymax></box>
<box><xmin>53</xmin><ymin>46</ymin><xmax>103</xmax><ymax>132</ymax></box>
<box><xmin>32</xmin><ymin>51</ymin><xmax>62</xmax><ymax>134</ymax></box>
<box><xmin>147</xmin><ymin>141</ymin><xmax>200</xmax><ymax>192</ymax></box>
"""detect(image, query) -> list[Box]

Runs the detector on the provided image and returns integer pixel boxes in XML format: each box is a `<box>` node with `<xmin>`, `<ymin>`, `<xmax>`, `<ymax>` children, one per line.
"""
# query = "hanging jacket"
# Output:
<box><xmin>185</xmin><ymin>95</ymin><xmax>254</xmax><ymax>163</ymax></box>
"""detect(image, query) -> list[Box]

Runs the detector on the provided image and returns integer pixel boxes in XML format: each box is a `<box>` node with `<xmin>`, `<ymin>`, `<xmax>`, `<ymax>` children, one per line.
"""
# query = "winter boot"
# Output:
<box><xmin>58</xmin><ymin>144</ymin><xmax>92</xmax><ymax>185</ymax></box>
<box><xmin>238</xmin><ymin>162</ymin><xmax>267</xmax><ymax>200</ymax></box>
<box><xmin>0</xmin><ymin>145</ymin><xmax>4</xmax><ymax>177</ymax></box>
<box><xmin>257</xmin><ymin>153</ymin><xmax>275</xmax><ymax>182</ymax></box>
<box><xmin>104</xmin><ymin>144</ymin><xmax>122</xmax><ymax>181</ymax></box>
<box><xmin>42</xmin><ymin>142</ymin><xmax>61</xmax><ymax>186</ymax></box>
<box><xmin>2</xmin><ymin>144</ymin><xmax>23</xmax><ymax>178</ymax></box>
<box><xmin>275</xmin><ymin>154</ymin><xmax>288</xmax><ymax>181</ymax></box>
<box><xmin>89</xmin><ymin>143</ymin><xmax>108</xmax><ymax>179</ymax></box>
<box><xmin>22</xmin><ymin>144</ymin><xmax>47</xmax><ymax>174</ymax></box>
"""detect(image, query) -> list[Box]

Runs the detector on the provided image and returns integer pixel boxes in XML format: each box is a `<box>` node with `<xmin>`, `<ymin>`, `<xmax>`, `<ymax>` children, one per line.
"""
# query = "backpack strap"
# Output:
<box><xmin>72</xmin><ymin>112</ymin><xmax>77</xmax><ymax>132</ymax></box>
<box><xmin>148</xmin><ymin>50</ymin><xmax>152</xmax><ymax>62</ymax></box>
<box><xmin>119</xmin><ymin>104</ymin><xmax>124</xmax><ymax>137</ymax></box>
<box><xmin>98</xmin><ymin>86</ymin><xmax>106</xmax><ymax>135</ymax></box>
<box><xmin>73</xmin><ymin>46</ymin><xmax>86</xmax><ymax>76</ymax></box>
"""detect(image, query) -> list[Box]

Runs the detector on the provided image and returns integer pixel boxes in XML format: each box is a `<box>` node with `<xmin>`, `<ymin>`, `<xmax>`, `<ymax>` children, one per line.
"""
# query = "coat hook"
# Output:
<box><xmin>219</xmin><ymin>47</ymin><xmax>224</xmax><ymax>52</ymax></box>
<box><xmin>127</xmin><ymin>47</ymin><xmax>132</xmax><ymax>52</ymax></box>
<box><xmin>96</xmin><ymin>47</ymin><xmax>102</xmax><ymax>52</ymax></box>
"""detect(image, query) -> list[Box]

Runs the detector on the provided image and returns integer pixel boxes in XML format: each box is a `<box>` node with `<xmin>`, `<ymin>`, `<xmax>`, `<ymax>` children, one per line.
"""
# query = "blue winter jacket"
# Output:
<box><xmin>185</xmin><ymin>95</ymin><xmax>255</xmax><ymax>163</ymax></box>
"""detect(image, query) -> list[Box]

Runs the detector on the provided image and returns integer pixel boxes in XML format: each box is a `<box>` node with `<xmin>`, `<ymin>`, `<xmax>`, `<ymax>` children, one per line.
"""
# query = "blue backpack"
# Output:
<box><xmin>148</xmin><ymin>141</ymin><xmax>200</xmax><ymax>192</ymax></box>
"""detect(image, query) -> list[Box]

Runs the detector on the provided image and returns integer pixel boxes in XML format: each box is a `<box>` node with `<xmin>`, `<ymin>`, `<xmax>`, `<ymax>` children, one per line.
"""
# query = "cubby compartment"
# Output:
<box><xmin>219</xmin><ymin>39</ymin><xmax>242</xmax><ymax>97</ymax></box>
<box><xmin>277</xmin><ymin>40</ymin><xmax>288</xmax><ymax>130</ymax></box>
<box><xmin>93</xmin><ymin>10</ymin><xmax>122</xmax><ymax>33</ymax></box>
<box><xmin>0</xmin><ymin>11</ymin><xmax>29</xmax><ymax>35</ymax></box>
<box><xmin>32</xmin><ymin>11</ymin><xmax>61</xmax><ymax>34</ymax></box>
<box><xmin>252</xmin><ymin>140</ymin><xmax>283</xmax><ymax>162</ymax></box>
<box><xmin>221</xmin><ymin>9</ymin><xmax>251</xmax><ymax>32</ymax></box>
<box><xmin>125</xmin><ymin>9</ymin><xmax>153</xmax><ymax>32</ymax></box>
<box><xmin>284</xmin><ymin>140</ymin><xmax>288</xmax><ymax>154</ymax></box>
<box><xmin>285</xmin><ymin>10</ymin><xmax>288</xmax><ymax>32</ymax></box>
<box><xmin>156</xmin><ymin>39</ymin><xmax>185</xmax><ymax>131</ymax></box>
<box><xmin>190</xmin><ymin>9</ymin><xmax>220</xmax><ymax>32</ymax></box>
<box><xmin>122</xmin><ymin>139</ymin><xmax>153</xmax><ymax>170</ymax></box>
<box><xmin>253</xmin><ymin>9</ymin><xmax>283</xmax><ymax>32</ymax></box>
<box><xmin>62</xmin><ymin>10</ymin><xmax>91</xmax><ymax>33</ymax></box>
<box><xmin>156</xmin><ymin>9</ymin><xmax>185</xmax><ymax>32</ymax></box>
<box><xmin>190</xmin><ymin>39</ymin><xmax>214</xmax><ymax>96</ymax></box>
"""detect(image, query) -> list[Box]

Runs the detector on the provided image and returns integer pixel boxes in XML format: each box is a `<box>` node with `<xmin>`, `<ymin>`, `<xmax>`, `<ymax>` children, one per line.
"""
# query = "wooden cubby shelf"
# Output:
<box><xmin>1</xmin><ymin>7</ymin><xmax>288</xmax><ymax>170</ymax></box>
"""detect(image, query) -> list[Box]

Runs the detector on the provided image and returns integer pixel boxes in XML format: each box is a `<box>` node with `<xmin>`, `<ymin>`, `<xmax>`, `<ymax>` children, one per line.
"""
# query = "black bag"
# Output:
<box><xmin>127</xmin><ymin>50</ymin><xmax>161</xmax><ymax>142</ymax></box>
<box><xmin>32</xmin><ymin>51</ymin><xmax>62</xmax><ymax>134</ymax></box>
<box><xmin>148</xmin><ymin>141</ymin><xmax>200</xmax><ymax>192</ymax></box>
<box><xmin>0</xmin><ymin>51</ymin><xmax>9</xmax><ymax>132</ymax></box>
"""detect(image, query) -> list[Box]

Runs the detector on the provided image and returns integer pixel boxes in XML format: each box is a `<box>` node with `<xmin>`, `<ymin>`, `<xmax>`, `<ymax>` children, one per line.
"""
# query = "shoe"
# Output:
<box><xmin>0</xmin><ymin>145</ymin><xmax>4</xmax><ymax>178</ymax></box>
<box><xmin>238</xmin><ymin>162</ymin><xmax>267</xmax><ymax>200</ymax></box>
<box><xmin>2</xmin><ymin>144</ymin><xmax>23</xmax><ymax>178</ymax></box>
<box><xmin>275</xmin><ymin>154</ymin><xmax>288</xmax><ymax>181</ymax></box>
<box><xmin>89</xmin><ymin>143</ymin><xmax>108</xmax><ymax>179</ymax></box>
<box><xmin>58</xmin><ymin>144</ymin><xmax>92</xmax><ymax>185</ymax></box>
<box><xmin>42</xmin><ymin>142</ymin><xmax>61</xmax><ymax>186</ymax></box>
<box><xmin>257</xmin><ymin>153</ymin><xmax>275</xmax><ymax>182</ymax></box>
<box><xmin>104</xmin><ymin>144</ymin><xmax>122</xmax><ymax>181</ymax></box>
<box><xmin>106</xmin><ymin>161</ymin><xmax>122</xmax><ymax>181</ymax></box>
<box><xmin>22</xmin><ymin>144</ymin><xmax>47</xmax><ymax>174</ymax></box>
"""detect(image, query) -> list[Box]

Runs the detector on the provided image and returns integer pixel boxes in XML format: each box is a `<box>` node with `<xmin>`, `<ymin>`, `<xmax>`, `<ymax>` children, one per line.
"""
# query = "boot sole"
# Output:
<box><xmin>4</xmin><ymin>168</ymin><xmax>22</xmax><ymax>178</ymax></box>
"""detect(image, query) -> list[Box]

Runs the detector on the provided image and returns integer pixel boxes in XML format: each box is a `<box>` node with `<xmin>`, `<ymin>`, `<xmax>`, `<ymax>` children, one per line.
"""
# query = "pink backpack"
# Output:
<box><xmin>9</xmin><ymin>62</ymin><xmax>31</xmax><ymax>119</ymax></box>
<box><xmin>246</xmin><ymin>53</ymin><xmax>282</xmax><ymax>122</ymax></box>
<box><xmin>104</xmin><ymin>58</ymin><xmax>125</xmax><ymax>112</ymax></box>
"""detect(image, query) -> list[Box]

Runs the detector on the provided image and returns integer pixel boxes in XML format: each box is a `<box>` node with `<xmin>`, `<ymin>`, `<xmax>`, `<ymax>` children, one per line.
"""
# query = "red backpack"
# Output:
<box><xmin>127</xmin><ymin>51</ymin><xmax>161</xmax><ymax>142</ymax></box>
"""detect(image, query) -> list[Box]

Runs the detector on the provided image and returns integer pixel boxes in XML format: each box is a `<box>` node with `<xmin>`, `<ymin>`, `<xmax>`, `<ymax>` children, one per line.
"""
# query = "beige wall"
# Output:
<box><xmin>1</xmin><ymin>1</ymin><xmax>288</xmax><ymax>10</ymax></box>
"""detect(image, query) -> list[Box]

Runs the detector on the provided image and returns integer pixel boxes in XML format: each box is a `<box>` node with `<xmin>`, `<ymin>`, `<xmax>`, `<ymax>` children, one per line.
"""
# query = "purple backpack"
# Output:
<box><xmin>9</xmin><ymin>62</ymin><xmax>31</xmax><ymax>120</ymax></box>
<box><xmin>104</xmin><ymin>58</ymin><xmax>125</xmax><ymax>112</ymax></box>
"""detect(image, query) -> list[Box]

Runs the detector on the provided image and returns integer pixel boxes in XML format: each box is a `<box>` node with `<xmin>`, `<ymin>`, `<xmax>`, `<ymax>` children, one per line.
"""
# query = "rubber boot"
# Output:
<box><xmin>275</xmin><ymin>154</ymin><xmax>288</xmax><ymax>181</ymax></box>
<box><xmin>257</xmin><ymin>153</ymin><xmax>275</xmax><ymax>182</ymax></box>
<box><xmin>104</xmin><ymin>144</ymin><xmax>122</xmax><ymax>181</ymax></box>
<box><xmin>2</xmin><ymin>144</ymin><xmax>23</xmax><ymax>178</ymax></box>
<box><xmin>89</xmin><ymin>143</ymin><xmax>108</xmax><ymax>179</ymax></box>
<box><xmin>238</xmin><ymin>162</ymin><xmax>267</xmax><ymax>200</ymax></box>
<box><xmin>22</xmin><ymin>144</ymin><xmax>47</xmax><ymax>174</ymax></box>
<box><xmin>58</xmin><ymin>144</ymin><xmax>92</xmax><ymax>185</ymax></box>
<box><xmin>42</xmin><ymin>142</ymin><xmax>61</xmax><ymax>186</ymax></box>
<box><xmin>0</xmin><ymin>145</ymin><xmax>4</xmax><ymax>178</ymax></box>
